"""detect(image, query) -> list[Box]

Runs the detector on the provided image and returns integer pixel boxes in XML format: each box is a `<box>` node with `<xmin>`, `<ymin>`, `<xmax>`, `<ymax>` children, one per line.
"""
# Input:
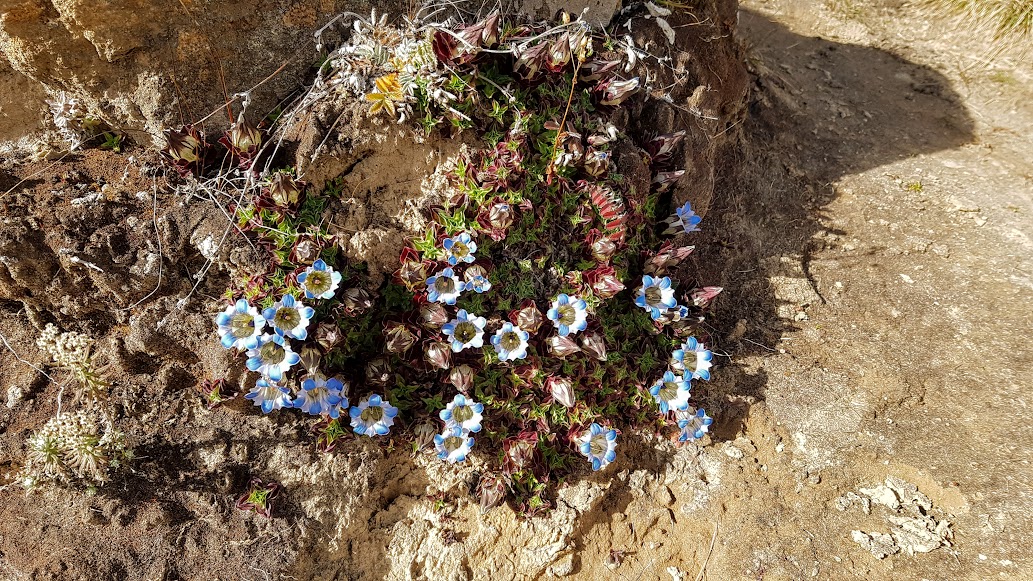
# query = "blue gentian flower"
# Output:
<box><xmin>491</xmin><ymin>322</ymin><xmax>530</xmax><ymax>362</ymax></box>
<box><xmin>299</xmin><ymin>259</ymin><xmax>342</xmax><ymax>300</ymax></box>
<box><xmin>246</xmin><ymin>333</ymin><xmax>301</xmax><ymax>382</ymax></box>
<box><xmin>426</xmin><ymin>267</ymin><xmax>465</xmax><ymax>305</ymax></box>
<box><xmin>443</xmin><ymin>232</ymin><xmax>477</xmax><ymax>265</ymax></box>
<box><xmin>294</xmin><ymin>374</ymin><xmax>347</xmax><ymax>418</ymax></box>
<box><xmin>244</xmin><ymin>377</ymin><xmax>293</xmax><ymax>413</ymax></box>
<box><xmin>649</xmin><ymin>370</ymin><xmax>692</xmax><ymax>413</ymax></box>
<box><xmin>262</xmin><ymin>294</ymin><xmax>315</xmax><ymax>340</ymax></box>
<box><xmin>663</xmin><ymin>201</ymin><xmax>702</xmax><ymax>235</ymax></box>
<box><xmin>468</xmin><ymin>275</ymin><xmax>492</xmax><ymax>293</ymax></box>
<box><xmin>578</xmin><ymin>423</ymin><xmax>618</xmax><ymax>471</ymax></box>
<box><xmin>434</xmin><ymin>426</ymin><xmax>475</xmax><ymax>463</ymax></box>
<box><xmin>635</xmin><ymin>275</ymin><xmax>678</xmax><ymax>320</ymax></box>
<box><xmin>676</xmin><ymin>408</ymin><xmax>714</xmax><ymax>442</ymax></box>
<box><xmin>547</xmin><ymin>294</ymin><xmax>589</xmax><ymax>337</ymax></box>
<box><xmin>349</xmin><ymin>394</ymin><xmax>398</xmax><ymax>436</ymax></box>
<box><xmin>216</xmin><ymin>299</ymin><xmax>267</xmax><ymax>350</ymax></box>
<box><xmin>671</xmin><ymin>337</ymin><xmax>713</xmax><ymax>380</ymax></box>
<box><xmin>439</xmin><ymin>394</ymin><xmax>484</xmax><ymax>433</ymax></box>
<box><xmin>441</xmin><ymin>310</ymin><xmax>487</xmax><ymax>353</ymax></box>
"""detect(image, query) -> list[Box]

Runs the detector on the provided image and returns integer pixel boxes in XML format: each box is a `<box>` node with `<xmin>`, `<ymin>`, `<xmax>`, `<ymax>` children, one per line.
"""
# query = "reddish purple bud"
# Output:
<box><xmin>489</xmin><ymin>202</ymin><xmax>514</xmax><ymax>230</ymax></box>
<box><xmin>653</xmin><ymin>170</ymin><xmax>685</xmax><ymax>193</ymax></box>
<box><xmin>432</xmin><ymin>29</ymin><xmax>460</xmax><ymax>63</ymax></box>
<box><xmin>449</xmin><ymin>364</ymin><xmax>475</xmax><ymax>393</ymax></box>
<box><xmin>384</xmin><ymin>322</ymin><xmax>417</xmax><ymax>354</ymax></box>
<box><xmin>291</xmin><ymin>238</ymin><xmax>320</xmax><ymax>264</ymax></box>
<box><xmin>163</xmin><ymin>127</ymin><xmax>201</xmax><ymax>164</ymax></box>
<box><xmin>341</xmin><ymin>287</ymin><xmax>372</xmax><ymax>315</ymax></box>
<box><xmin>223</xmin><ymin>113</ymin><xmax>262</xmax><ymax>157</ymax></box>
<box><xmin>299</xmin><ymin>344</ymin><xmax>322</xmax><ymax>373</ymax></box>
<box><xmin>481</xmin><ymin>13</ymin><xmax>501</xmax><ymax>47</ymax></box>
<box><xmin>476</xmin><ymin>471</ymin><xmax>508</xmax><ymax>513</ymax></box>
<box><xmin>514</xmin><ymin>42</ymin><xmax>549</xmax><ymax>80</ymax></box>
<box><xmin>546</xmin><ymin>32</ymin><xmax>572</xmax><ymax>71</ymax></box>
<box><xmin>580</xmin><ymin>332</ymin><xmax>607</xmax><ymax>361</ymax></box>
<box><xmin>591</xmin><ymin>237</ymin><xmax>617</xmax><ymax>263</ymax></box>
<box><xmin>645</xmin><ymin>241</ymin><xmax>695</xmax><ymax>276</ymax></box>
<box><xmin>580</xmin><ymin>59</ymin><xmax>622</xmax><ymax>82</ymax></box>
<box><xmin>645</xmin><ymin>131</ymin><xmax>686</xmax><ymax>166</ymax></box>
<box><xmin>547</xmin><ymin>376</ymin><xmax>576</xmax><ymax>408</ymax></box>
<box><xmin>397</xmin><ymin>259</ymin><xmax>429</xmax><ymax>292</ymax></box>
<box><xmin>413</xmin><ymin>421</ymin><xmax>437</xmax><ymax>455</ymax></box>
<box><xmin>366</xmin><ymin>357</ymin><xmax>391</xmax><ymax>386</ymax></box>
<box><xmin>691</xmin><ymin>286</ymin><xmax>724</xmax><ymax>309</ymax></box>
<box><xmin>512</xmin><ymin>300</ymin><xmax>544</xmax><ymax>334</ymax></box>
<box><xmin>597</xmin><ymin>77</ymin><xmax>640</xmax><ymax>106</ymax></box>
<box><xmin>583</xmin><ymin>148</ymin><xmax>611</xmax><ymax>178</ymax></box>
<box><xmin>502</xmin><ymin>432</ymin><xmax>539</xmax><ymax>475</ymax></box>
<box><xmin>315</xmin><ymin>322</ymin><xmax>342</xmax><ymax>351</ymax></box>
<box><xmin>419</xmin><ymin>302</ymin><xmax>450</xmax><ymax>329</ymax></box>
<box><xmin>268</xmin><ymin>172</ymin><xmax>304</xmax><ymax>208</ymax></box>
<box><xmin>547</xmin><ymin>335</ymin><xmax>581</xmax><ymax>358</ymax></box>
<box><xmin>424</xmin><ymin>340</ymin><xmax>452</xmax><ymax>370</ymax></box>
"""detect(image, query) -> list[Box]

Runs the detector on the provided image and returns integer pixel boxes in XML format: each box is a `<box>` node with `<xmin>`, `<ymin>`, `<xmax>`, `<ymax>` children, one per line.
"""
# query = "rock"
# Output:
<box><xmin>549</xmin><ymin>553</ymin><xmax>576</xmax><ymax>577</ymax></box>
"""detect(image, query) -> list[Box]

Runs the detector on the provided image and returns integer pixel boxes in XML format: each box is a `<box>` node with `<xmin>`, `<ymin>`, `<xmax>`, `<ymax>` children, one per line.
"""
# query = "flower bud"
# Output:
<box><xmin>397</xmin><ymin>259</ymin><xmax>429</xmax><ymax>291</ymax></box>
<box><xmin>592</xmin><ymin>272</ymin><xmax>626</xmax><ymax>299</ymax></box>
<box><xmin>489</xmin><ymin>202</ymin><xmax>514</xmax><ymax>230</ymax></box>
<box><xmin>481</xmin><ymin>13</ymin><xmax>500</xmax><ymax>46</ymax></box>
<box><xmin>341</xmin><ymin>287</ymin><xmax>372</xmax><ymax>315</ymax></box>
<box><xmin>226</xmin><ymin>113</ymin><xmax>262</xmax><ymax>153</ymax></box>
<box><xmin>268</xmin><ymin>172</ymin><xmax>303</xmax><ymax>208</ymax></box>
<box><xmin>413</xmin><ymin>421</ymin><xmax>437</xmax><ymax>454</ymax></box>
<box><xmin>419</xmin><ymin>302</ymin><xmax>449</xmax><ymax>329</ymax></box>
<box><xmin>366</xmin><ymin>357</ymin><xmax>391</xmax><ymax>386</ymax></box>
<box><xmin>384</xmin><ymin>322</ymin><xmax>417</xmax><ymax>354</ymax></box>
<box><xmin>597</xmin><ymin>77</ymin><xmax>640</xmax><ymax>106</ymax></box>
<box><xmin>512</xmin><ymin>300</ymin><xmax>544</xmax><ymax>334</ymax></box>
<box><xmin>315</xmin><ymin>322</ymin><xmax>342</xmax><ymax>351</ymax></box>
<box><xmin>547</xmin><ymin>376</ymin><xmax>575</xmax><ymax>408</ymax></box>
<box><xmin>653</xmin><ymin>170</ymin><xmax>685</xmax><ymax>193</ymax></box>
<box><xmin>580</xmin><ymin>332</ymin><xmax>607</xmax><ymax>361</ymax></box>
<box><xmin>583</xmin><ymin>148</ymin><xmax>610</xmax><ymax>178</ymax></box>
<box><xmin>690</xmin><ymin>286</ymin><xmax>724</xmax><ymax>309</ymax></box>
<box><xmin>591</xmin><ymin>237</ymin><xmax>617</xmax><ymax>263</ymax></box>
<box><xmin>292</xmin><ymin>238</ymin><xmax>320</xmax><ymax>264</ymax></box>
<box><xmin>299</xmin><ymin>344</ymin><xmax>322</xmax><ymax>373</ymax></box>
<box><xmin>163</xmin><ymin>127</ymin><xmax>201</xmax><ymax>163</ymax></box>
<box><xmin>424</xmin><ymin>340</ymin><xmax>452</xmax><ymax>370</ymax></box>
<box><xmin>546</xmin><ymin>32</ymin><xmax>572</xmax><ymax>71</ymax></box>
<box><xmin>476</xmin><ymin>471</ymin><xmax>507</xmax><ymax>513</ymax></box>
<box><xmin>547</xmin><ymin>335</ymin><xmax>581</xmax><ymax>358</ymax></box>
<box><xmin>502</xmin><ymin>432</ymin><xmax>539</xmax><ymax>475</ymax></box>
<box><xmin>449</xmin><ymin>364</ymin><xmax>475</xmax><ymax>393</ymax></box>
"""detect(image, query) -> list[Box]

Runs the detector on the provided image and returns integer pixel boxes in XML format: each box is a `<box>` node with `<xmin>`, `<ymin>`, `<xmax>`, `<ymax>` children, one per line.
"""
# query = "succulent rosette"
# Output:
<box><xmin>671</xmin><ymin>337</ymin><xmax>713</xmax><ymax>380</ymax></box>
<box><xmin>443</xmin><ymin>232</ymin><xmax>477</xmax><ymax>265</ymax></box>
<box><xmin>442</xmin><ymin>310</ymin><xmax>487</xmax><ymax>352</ymax></box>
<box><xmin>434</xmin><ymin>426</ymin><xmax>475</xmax><ymax>463</ymax></box>
<box><xmin>299</xmin><ymin>259</ymin><xmax>343</xmax><ymax>300</ymax></box>
<box><xmin>263</xmin><ymin>294</ymin><xmax>315</xmax><ymax>340</ymax></box>
<box><xmin>245</xmin><ymin>333</ymin><xmax>301</xmax><ymax>382</ymax></box>
<box><xmin>491</xmin><ymin>322</ymin><xmax>530</xmax><ymax>362</ymax></box>
<box><xmin>649</xmin><ymin>370</ymin><xmax>692</xmax><ymax>413</ymax></box>
<box><xmin>244</xmin><ymin>378</ymin><xmax>293</xmax><ymax>414</ymax></box>
<box><xmin>426</xmin><ymin>267</ymin><xmax>465</xmax><ymax>305</ymax></box>
<box><xmin>294</xmin><ymin>374</ymin><xmax>347</xmax><ymax>418</ymax></box>
<box><xmin>579</xmin><ymin>423</ymin><xmax>618</xmax><ymax>471</ymax></box>
<box><xmin>439</xmin><ymin>394</ymin><xmax>484</xmax><ymax>433</ymax></box>
<box><xmin>216</xmin><ymin>299</ymin><xmax>267</xmax><ymax>350</ymax></box>
<box><xmin>349</xmin><ymin>395</ymin><xmax>399</xmax><ymax>436</ymax></box>
<box><xmin>635</xmin><ymin>275</ymin><xmax>678</xmax><ymax>320</ymax></box>
<box><xmin>547</xmin><ymin>294</ymin><xmax>589</xmax><ymax>337</ymax></box>
<box><xmin>676</xmin><ymin>408</ymin><xmax>714</xmax><ymax>442</ymax></box>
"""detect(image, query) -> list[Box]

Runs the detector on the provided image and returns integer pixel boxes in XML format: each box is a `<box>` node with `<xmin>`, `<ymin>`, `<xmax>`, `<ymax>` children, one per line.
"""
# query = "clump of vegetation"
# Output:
<box><xmin>180</xmin><ymin>9</ymin><xmax>724</xmax><ymax>516</ymax></box>
<box><xmin>925</xmin><ymin>0</ymin><xmax>1032</xmax><ymax>39</ymax></box>
<box><xmin>21</xmin><ymin>325</ymin><xmax>130</xmax><ymax>489</ymax></box>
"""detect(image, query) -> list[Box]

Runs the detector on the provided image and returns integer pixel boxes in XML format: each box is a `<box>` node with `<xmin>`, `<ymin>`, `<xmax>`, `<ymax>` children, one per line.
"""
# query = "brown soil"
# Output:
<box><xmin>2</xmin><ymin>1</ymin><xmax>1032</xmax><ymax>580</ymax></box>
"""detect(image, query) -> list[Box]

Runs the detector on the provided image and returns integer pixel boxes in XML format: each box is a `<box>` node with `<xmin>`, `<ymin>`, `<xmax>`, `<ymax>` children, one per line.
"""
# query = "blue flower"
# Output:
<box><xmin>426</xmin><ymin>267</ymin><xmax>465</xmax><ymax>305</ymax></box>
<box><xmin>294</xmin><ymin>374</ymin><xmax>347</xmax><ymax>418</ymax></box>
<box><xmin>468</xmin><ymin>275</ymin><xmax>492</xmax><ymax>293</ymax></box>
<box><xmin>676</xmin><ymin>407</ymin><xmax>714</xmax><ymax>442</ymax></box>
<box><xmin>441</xmin><ymin>310</ymin><xmax>487</xmax><ymax>353</ymax></box>
<box><xmin>547</xmin><ymin>294</ymin><xmax>589</xmax><ymax>337</ymax></box>
<box><xmin>671</xmin><ymin>337</ymin><xmax>713</xmax><ymax>380</ymax></box>
<box><xmin>298</xmin><ymin>259</ymin><xmax>343</xmax><ymax>300</ymax></box>
<box><xmin>349</xmin><ymin>394</ymin><xmax>398</xmax><ymax>436</ymax></box>
<box><xmin>663</xmin><ymin>201</ymin><xmax>702</xmax><ymax>235</ymax></box>
<box><xmin>245</xmin><ymin>333</ymin><xmax>301</xmax><ymax>382</ymax></box>
<box><xmin>434</xmin><ymin>426</ymin><xmax>475</xmax><ymax>463</ymax></box>
<box><xmin>216</xmin><ymin>299</ymin><xmax>267</xmax><ymax>350</ymax></box>
<box><xmin>635</xmin><ymin>275</ymin><xmax>678</xmax><ymax>320</ymax></box>
<box><xmin>491</xmin><ymin>322</ymin><xmax>530</xmax><ymax>362</ymax></box>
<box><xmin>443</xmin><ymin>232</ymin><xmax>477</xmax><ymax>265</ymax></box>
<box><xmin>262</xmin><ymin>294</ymin><xmax>315</xmax><ymax>340</ymax></box>
<box><xmin>649</xmin><ymin>370</ymin><xmax>692</xmax><ymax>413</ymax></box>
<box><xmin>578</xmin><ymin>423</ymin><xmax>618</xmax><ymax>471</ymax></box>
<box><xmin>439</xmin><ymin>394</ymin><xmax>484</xmax><ymax>432</ymax></box>
<box><xmin>244</xmin><ymin>377</ymin><xmax>293</xmax><ymax>414</ymax></box>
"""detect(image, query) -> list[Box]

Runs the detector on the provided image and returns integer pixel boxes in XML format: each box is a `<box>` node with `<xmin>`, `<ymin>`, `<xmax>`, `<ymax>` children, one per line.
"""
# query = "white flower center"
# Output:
<box><xmin>557</xmin><ymin>304</ymin><xmax>578</xmax><ymax>326</ymax></box>
<box><xmin>434</xmin><ymin>276</ymin><xmax>456</xmax><ymax>294</ymax></box>
<box><xmin>454</xmin><ymin>321</ymin><xmax>478</xmax><ymax>343</ymax></box>
<box><xmin>452</xmin><ymin>404</ymin><xmax>473</xmax><ymax>423</ymax></box>
<box><xmin>451</xmin><ymin>241</ymin><xmax>470</xmax><ymax>259</ymax></box>
<box><xmin>274</xmin><ymin>306</ymin><xmax>301</xmax><ymax>330</ymax></box>
<box><xmin>260</xmin><ymin>342</ymin><xmax>286</xmax><ymax>365</ymax></box>
<box><xmin>645</xmin><ymin>287</ymin><xmax>662</xmax><ymax>305</ymax></box>
<box><xmin>589</xmin><ymin>434</ymin><xmax>608</xmax><ymax>457</ymax></box>
<box><xmin>306</xmin><ymin>271</ymin><xmax>331</xmax><ymax>294</ymax></box>
<box><xmin>684</xmin><ymin>353</ymin><xmax>699</xmax><ymax>373</ymax></box>
<box><xmin>360</xmin><ymin>405</ymin><xmax>383</xmax><ymax>423</ymax></box>
<box><xmin>499</xmin><ymin>331</ymin><xmax>522</xmax><ymax>351</ymax></box>
<box><xmin>443</xmin><ymin>435</ymin><xmax>464</xmax><ymax>453</ymax></box>
<box><xmin>659</xmin><ymin>381</ymin><xmax>681</xmax><ymax>402</ymax></box>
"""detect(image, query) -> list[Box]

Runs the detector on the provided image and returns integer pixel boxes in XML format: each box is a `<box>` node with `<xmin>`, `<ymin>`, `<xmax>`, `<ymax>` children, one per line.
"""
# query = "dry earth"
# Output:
<box><xmin>1</xmin><ymin>1</ymin><xmax>1032</xmax><ymax>580</ymax></box>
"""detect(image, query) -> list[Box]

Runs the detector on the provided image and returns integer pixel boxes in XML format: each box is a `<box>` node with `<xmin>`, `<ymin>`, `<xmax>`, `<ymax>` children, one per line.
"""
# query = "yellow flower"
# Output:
<box><xmin>366</xmin><ymin>73</ymin><xmax>404</xmax><ymax>116</ymax></box>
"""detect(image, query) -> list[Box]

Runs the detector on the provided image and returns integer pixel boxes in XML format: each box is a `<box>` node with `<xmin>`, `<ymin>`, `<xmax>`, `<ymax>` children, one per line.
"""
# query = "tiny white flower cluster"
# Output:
<box><xmin>36</xmin><ymin>323</ymin><xmax>92</xmax><ymax>368</ymax></box>
<box><xmin>21</xmin><ymin>410</ymin><xmax>130</xmax><ymax>488</ymax></box>
<box><xmin>46</xmin><ymin>91</ymin><xmax>88</xmax><ymax>149</ymax></box>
